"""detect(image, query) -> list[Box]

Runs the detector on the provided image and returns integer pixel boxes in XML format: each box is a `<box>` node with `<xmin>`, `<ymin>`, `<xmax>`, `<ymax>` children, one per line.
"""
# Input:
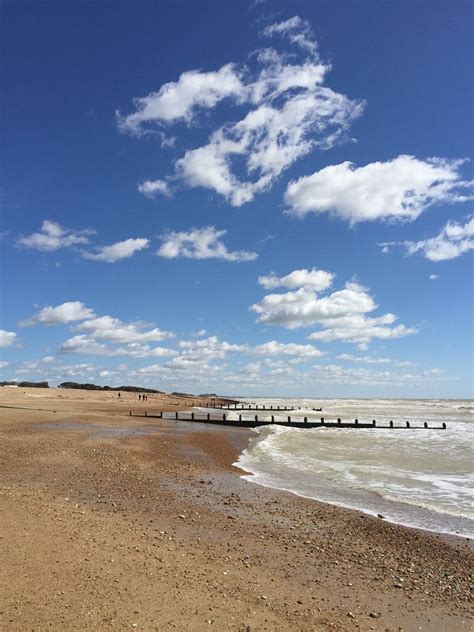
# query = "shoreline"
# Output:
<box><xmin>1</xmin><ymin>388</ymin><xmax>473</xmax><ymax>631</ymax></box>
<box><xmin>234</xmin><ymin>429</ymin><xmax>473</xmax><ymax>541</ymax></box>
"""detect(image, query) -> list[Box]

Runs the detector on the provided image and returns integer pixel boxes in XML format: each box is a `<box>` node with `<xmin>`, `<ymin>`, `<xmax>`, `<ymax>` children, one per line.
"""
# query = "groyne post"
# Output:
<box><xmin>287</xmin><ymin>416</ymin><xmax>291</xmax><ymax>423</ymax></box>
<box><xmin>304</xmin><ymin>417</ymin><xmax>307</xmax><ymax>424</ymax></box>
<box><xmin>255</xmin><ymin>415</ymin><xmax>258</xmax><ymax>422</ymax></box>
<box><xmin>390</xmin><ymin>420</ymin><xmax>393</xmax><ymax>428</ymax></box>
<box><xmin>129</xmin><ymin>410</ymin><xmax>132</xmax><ymax>416</ymax></box>
<box><xmin>175</xmin><ymin>412</ymin><xmax>178</xmax><ymax>420</ymax></box>
<box><xmin>372</xmin><ymin>419</ymin><xmax>376</xmax><ymax>427</ymax></box>
<box><xmin>406</xmin><ymin>421</ymin><xmax>410</xmax><ymax>428</ymax></box>
<box><xmin>424</xmin><ymin>422</ymin><xmax>428</xmax><ymax>428</ymax></box>
<box><xmin>207</xmin><ymin>413</ymin><xmax>210</xmax><ymax>420</ymax></box>
<box><xmin>271</xmin><ymin>415</ymin><xmax>274</xmax><ymax>422</ymax></box>
<box><xmin>337</xmin><ymin>418</ymin><xmax>340</xmax><ymax>424</ymax></box>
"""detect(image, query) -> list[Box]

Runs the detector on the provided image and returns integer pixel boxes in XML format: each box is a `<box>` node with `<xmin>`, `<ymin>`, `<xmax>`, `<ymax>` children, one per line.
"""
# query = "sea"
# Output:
<box><xmin>226</xmin><ymin>398</ymin><xmax>474</xmax><ymax>538</ymax></box>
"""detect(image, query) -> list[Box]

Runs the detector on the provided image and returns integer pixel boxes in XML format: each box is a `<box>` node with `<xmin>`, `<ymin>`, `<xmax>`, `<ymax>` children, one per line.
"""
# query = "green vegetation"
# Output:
<box><xmin>58</xmin><ymin>382</ymin><xmax>163</xmax><ymax>393</ymax></box>
<box><xmin>0</xmin><ymin>381</ymin><xmax>49</xmax><ymax>388</ymax></box>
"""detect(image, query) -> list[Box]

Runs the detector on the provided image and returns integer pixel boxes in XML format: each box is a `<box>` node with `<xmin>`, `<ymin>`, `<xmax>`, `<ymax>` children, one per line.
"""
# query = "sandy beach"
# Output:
<box><xmin>0</xmin><ymin>387</ymin><xmax>472</xmax><ymax>631</ymax></box>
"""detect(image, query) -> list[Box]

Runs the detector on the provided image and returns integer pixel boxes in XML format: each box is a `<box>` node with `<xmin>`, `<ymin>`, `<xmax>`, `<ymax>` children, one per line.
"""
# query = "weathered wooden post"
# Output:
<box><xmin>255</xmin><ymin>415</ymin><xmax>258</xmax><ymax>422</ymax></box>
<box><xmin>355</xmin><ymin>418</ymin><xmax>359</xmax><ymax>425</ymax></box>
<box><xmin>372</xmin><ymin>419</ymin><xmax>376</xmax><ymax>427</ymax></box>
<box><xmin>442</xmin><ymin>423</ymin><xmax>446</xmax><ymax>429</ymax></box>
<box><xmin>271</xmin><ymin>415</ymin><xmax>274</xmax><ymax>422</ymax></box>
<box><xmin>145</xmin><ymin>411</ymin><xmax>147</xmax><ymax>417</ymax></box>
<box><xmin>191</xmin><ymin>412</ymin><xmax>194</xmax><ymax>420</ymax></box>
<box><xmin>304</xmin><ymin>417</ymin><xmax>308</xmax><ymax>424</ymax></box>
<box><xmin>337</xmin><ymin>418</ymin><xmax>341</xmax><ymax>424</ymax></box>
<box><xmin>287</xmin><ymin>416</ymin><xmax>291</xmax><ymax>423</ymax></box>
<box><xmin>406</xmin><ymin>421</ymin><xmax>410</xmax><ymax>428</ymax></box>
<box><xmin>223</xmin><ymin>414</ymin><xmax>226</xmax><ymax>421</ymax></box>
<box><xmin>129</xmin><ymin>410</ymin><xmax>132</xmax><ymax>416</ymax></box>
<box><xmin>390</xmin><ymin>420</ymin><xmax>393</xmax><ymax>428</ymax></box>
<box><xmin>175</xmin><ymin>412</ymin><xmax>178</xmax><ymax>420</ymax></box>
<box><xmin>239</xmin><ymin>414</ymin><xmax>242</xmax><ymax>421</ymax></box>
<box><xmin>424</xmin><ymin>422</ymin><xmax>428</xmax><ymax>428</ymax></box>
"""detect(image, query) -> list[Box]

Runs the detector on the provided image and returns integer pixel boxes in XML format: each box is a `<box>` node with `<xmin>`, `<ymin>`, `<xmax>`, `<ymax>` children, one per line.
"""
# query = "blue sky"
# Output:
<box><xmin>1</xmin><ymin>0</ymin><xmax>473</xmax><ymax>397</ymax></box>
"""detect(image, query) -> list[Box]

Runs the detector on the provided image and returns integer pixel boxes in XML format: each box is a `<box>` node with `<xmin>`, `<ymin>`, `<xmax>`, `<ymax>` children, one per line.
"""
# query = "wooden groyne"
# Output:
<box><xmin>130</xmin><ymin>410</ymin><xmax>447</xmax><ymax>430</ymax></box>
<box><xmin>204</xmin><ymin>403</ymin><xmax>302</xmax><ymax>411</ymax></box>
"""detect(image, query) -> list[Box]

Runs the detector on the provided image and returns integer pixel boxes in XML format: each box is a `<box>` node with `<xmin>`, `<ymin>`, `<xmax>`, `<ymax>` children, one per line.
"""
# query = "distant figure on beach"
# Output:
<box><xmin>118</xmin><ymin>392</ymin><xmax>121</xmax><ymax>399</ymax></box>
<box><xmin>138</xmin><ymin>394</ymin><xmax>142</xmax><ymax>401</ymax></box>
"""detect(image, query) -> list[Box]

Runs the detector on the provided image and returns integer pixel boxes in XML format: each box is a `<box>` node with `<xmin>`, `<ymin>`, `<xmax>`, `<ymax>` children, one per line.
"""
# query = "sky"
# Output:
<box><xmin>0</xmin><ymin>0</ymin><xmax>473</xmax><ymax>398</ymax></box>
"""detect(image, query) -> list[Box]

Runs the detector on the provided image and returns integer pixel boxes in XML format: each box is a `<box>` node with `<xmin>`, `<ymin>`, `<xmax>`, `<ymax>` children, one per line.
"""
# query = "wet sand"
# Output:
<box><xmin>0</xmin><ymin>387</ymin><xmax>472</xmax><ymax>631</ymax></box>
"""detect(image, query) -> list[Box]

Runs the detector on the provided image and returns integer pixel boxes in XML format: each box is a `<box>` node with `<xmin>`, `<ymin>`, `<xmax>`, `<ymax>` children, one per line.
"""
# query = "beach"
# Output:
<box><xmin>0</xmin><ymin>388</ymin><xmax>472</xmax><ymax>631</ymax></box>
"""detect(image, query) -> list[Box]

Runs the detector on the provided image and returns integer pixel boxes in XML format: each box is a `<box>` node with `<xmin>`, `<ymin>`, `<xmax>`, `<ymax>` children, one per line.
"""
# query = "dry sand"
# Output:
<box><xmin>0</xmin><ymin>387</ymin><xmax>472</xmax><ymax>631</ymax></box>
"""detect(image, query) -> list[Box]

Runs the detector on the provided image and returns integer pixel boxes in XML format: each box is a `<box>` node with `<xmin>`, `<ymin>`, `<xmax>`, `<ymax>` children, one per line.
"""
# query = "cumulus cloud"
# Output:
<box><xmin>251</xmin><ymin>341</ymin><xmax>324</xmax><ymax>357</ymax></box>
<box><xmin>0</xmin><ymin>329</ymin><xmax>17</xmax><ymax>347</ymax></box>
<box><xmin>0</xmin><ymin>360</ymin><xmax>9</xmax><ymax>369</ymax></box>
<box><xmin>16</xmin><ymin>220</ymin><xmax>93</xmax><ymax>252</ymax></box>
<box><xmin>310</xmin><ymin>364</ymin><xmax>444</xmax><ymax>386</ymax></box>
<box><xmin>75</xmin><ymin>316</ymin><xmax>173</xmax><ymax>344</ymax></box>
<box><xmin>117</xmin><ymin>64</ymin><xmax>245</xmax><ymax>133</ymax></box>
<box><xmin>429</xmin><ymin>274</ymin><xmax>440</xmax><ymax>280</ymax></box>
<box><xmin>119</xmin><ymin>16</ymin><xmax>364</xmax><ymax>206</ymax></box>
<box><xmin>82</xmin><ymin>238</ymin><xmax>149</xmax><ymax>263</ymax></box>
<box><xmin>339</xmin><ymin>355</ymin><xmax>415</xmax><ymax>368</ymax></box>
<box><xmin>258</xmin><ymin>268</ymin><xmax>334</xmax><ymax>291</ymax></box>
<box><xmin>21</xmin><ymin>301</ymin><xmax>95</xmax><ymax>326</ymax></box>
<box><xmin>285</xmin><ymin>156</ymin><xmax>473</xmax><ymax>223</ymax></box>
<box><xmin>58</xmin><ymin>313</ymin><xmax>175</xmax><ymax>358</ymax></box>
<box><xmin>157</xmin><ymin>226</ymin><xmax>257</xmax><ymax>261</ymax></box>
<box><xmin>59</xmin><ymin>335</ymin><xmax>176</xmax><ymax>358</ymax></box>
<box><xmin>251</xmin><ymin>269</ymin><xmax>416</xmax><ymax>345</ymax></box>
<box><xmin>137</xmin><ymin>179</ymin><xmax>171</xmax><ymax>198</ymax></box>
<box><xmin>403</xmin><ymin>216</ymin><xmax>474</xmax><ymax>261</ymax></box>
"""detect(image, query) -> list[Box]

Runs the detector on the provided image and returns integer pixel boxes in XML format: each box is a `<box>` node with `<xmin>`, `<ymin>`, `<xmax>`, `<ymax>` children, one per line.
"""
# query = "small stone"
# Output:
<box><xmin>369</xmin><ymin>611</ymin><xmax>380</xmax><ymax>618</ymax></box>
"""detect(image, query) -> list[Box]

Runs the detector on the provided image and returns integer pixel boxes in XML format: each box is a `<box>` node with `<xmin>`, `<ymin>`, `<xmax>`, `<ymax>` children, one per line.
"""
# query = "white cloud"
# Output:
<box><xmin>258</xmin><ymin>268</ymin><xmax>334</xmax><ymax>291</ymax></box>
<box><xmin>261</xmin><ymin>16</ymin><xmax>318</xmax><ymax>56</ymax></box>
<box><xmin>343</xmin><ymin>354</ymin><xmax>415</xmax><ymax>367</ymax></box>
<box><xmin>21</xmin><ymin>301</ymin><xmax>95</xmax><ymax>326</ymax></box>
<box><xmin>0</xmin><ymin>329</ymin><xmax>16</xmax><ymax>347</ymax></box>
<box><xmin>83</xmin><ymin>238</ymin><xmax>149</xmax><ymax>263</ymax></box>
<box><xmin>17</xmin><ymin>220</ymin><xmax>93</xmax><ymax>252</ymax></box>
<box><xmin>137</xmin><ymin>179</ymin><xmax>171</xmax><ymax>198</ymax></box>
<box><xmin>157</xmin><ymin>226</ymin><xmax>257</xmax><ymax>262</ymax></box>
<box><xmin>117</xmin><ymin>63</ymin><xmax>245</xmax><ymax>133</ymax></box>
<box><xmin>404</xmin><ymin>216</ymin><xmax>474</xmax><ymax>261</ymax></box>
<box><xmin>59</xmin><ymin>335</ymin><xmax>176</xmax><ymax>358</ymax></box>
<box><xmin>285</xmin><ymin>156</ymin><xmax>473</xmax><ymax>223</ymax></box>
<box><xmin>251</xmin><ymin>341</ymin><xmax>324</xmax><ymax>357</ymax></box>
<box><xmin>429</xmin><ymin>274</ymin><xmax>440</xmax><ymax>280</ymax></box>
<box><xmin>310</xmin><ymin>364</ymin><xmax>444</xmax><ymax>386</ymax></box>
<box><xmin>251</xmin><ymin>269</ymin><xmax>416</xmax><ymax>345</ymax></box>
<box><xmin>252</xmin><ymin>281</ymin><xmax>376</xmax><ymax>329</ymax></box>
<box><xmin>0</xmin><ymin>360</ymin><xmax>9</xmax><ymax>369</ymax></box>
<box><xmin>177</xmin><ymin>336</ymin><xmax>244</xmax><ymax>361</ymax></box>
<box><xmin>58</xmin><ymin>314</ymin><xmax>175</xmax><ymax>358</ymax></box>
<box><xmin>75</xmin><ymin>316</ymin><xmax>173</xmax><ymax>344</ymax></box>
<box><xmin>120</xmin><ymin>17</ymin><xmax>364</xmax><ymax>206</ymax></box>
